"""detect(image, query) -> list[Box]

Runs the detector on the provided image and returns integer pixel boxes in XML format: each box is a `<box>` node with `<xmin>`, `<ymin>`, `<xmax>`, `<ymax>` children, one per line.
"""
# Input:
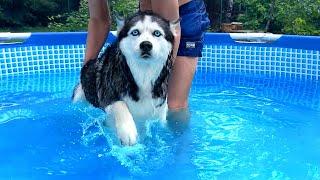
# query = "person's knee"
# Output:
<box><xmin>168</xmin><ymin>98</ymin><xmax>188</xmax><ymax>110</ymax></box>
<box><xmin>166</xmin><ymin>107</ymin><xmax>191</xmax><ymax>135</ymax></box>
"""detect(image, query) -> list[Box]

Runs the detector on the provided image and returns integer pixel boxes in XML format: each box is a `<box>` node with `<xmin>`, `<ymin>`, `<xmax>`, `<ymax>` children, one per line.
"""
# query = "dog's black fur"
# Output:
<box><xmin>74</xmin><ymin>11</ymin><xmax>175</xmax><ymax>109</ymax></box>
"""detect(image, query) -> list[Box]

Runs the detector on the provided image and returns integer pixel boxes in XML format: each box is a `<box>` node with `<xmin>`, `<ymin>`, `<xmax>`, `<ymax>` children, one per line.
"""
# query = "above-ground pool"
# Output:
<box><xmin>0</xmin><ymin>32</ymin><xmax>320</xmax><ymax>179</ymax></box>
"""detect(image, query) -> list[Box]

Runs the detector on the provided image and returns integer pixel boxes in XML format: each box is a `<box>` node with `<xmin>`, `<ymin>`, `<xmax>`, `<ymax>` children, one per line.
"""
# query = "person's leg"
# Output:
<box><xmin>167</xmin><ymin>0</ymin><xmax>210</xmax><ymax>133</ymax></box>
<box><xmin>167</xmin><ymin>56</ymin><xmax>198</xmax><ymax>134</ymax></box>
<box><xmin>168</xmin><ymin>56</ymin><xmax>198</xmax><ymax>109</ymax></box>
<box><xmin>139</xmin><ymin>0</ymin><xmax>152</xmax><ymax>11</ymax></box>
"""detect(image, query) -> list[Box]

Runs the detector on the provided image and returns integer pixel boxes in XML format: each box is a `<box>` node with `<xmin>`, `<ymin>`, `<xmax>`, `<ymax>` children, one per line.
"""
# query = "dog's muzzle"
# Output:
<box><xmin>140</xmin><ymin>41</ymin><xmax>153</xmax><ymax>58</ymax></box>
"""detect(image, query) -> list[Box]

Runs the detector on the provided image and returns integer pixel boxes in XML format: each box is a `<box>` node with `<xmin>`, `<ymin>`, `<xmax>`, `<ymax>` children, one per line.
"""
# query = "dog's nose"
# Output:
<box><xmin>140</xmin><ymin>41</ymin><xmax>153</xmax><ymax>52</ymax></box>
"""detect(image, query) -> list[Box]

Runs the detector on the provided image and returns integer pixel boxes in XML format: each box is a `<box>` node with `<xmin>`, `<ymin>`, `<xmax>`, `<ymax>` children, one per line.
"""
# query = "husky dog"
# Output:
<box><xmin>72</xmin><ymin>11</ymin><xmax>177</xmax><ymax>146</ymax></box>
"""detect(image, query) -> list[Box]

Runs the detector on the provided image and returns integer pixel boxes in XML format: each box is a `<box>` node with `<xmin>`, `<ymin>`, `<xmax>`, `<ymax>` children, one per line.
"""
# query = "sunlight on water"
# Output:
<box><xmin>0</xmin><ymin>108</ymin><xmax>36</xmax><ymax>124</ymax></box>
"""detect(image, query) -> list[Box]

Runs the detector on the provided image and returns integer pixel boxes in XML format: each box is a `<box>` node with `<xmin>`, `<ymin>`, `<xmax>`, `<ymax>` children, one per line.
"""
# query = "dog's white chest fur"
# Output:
<box><xmin>123</xmin><ymin>61</ymin><xmax>167</xmax><ymax>121</ymax></box>
<box><xmin>124</xmin><ymin>93</ymin><xmax>167</xmax><ymax>122</ymax></box>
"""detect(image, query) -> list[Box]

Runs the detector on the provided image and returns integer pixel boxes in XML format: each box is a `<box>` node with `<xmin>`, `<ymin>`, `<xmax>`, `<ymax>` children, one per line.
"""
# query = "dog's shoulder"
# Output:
<box><xmin>95</xmin><ymin>42</ymin><xmax>140</xmax><ymax>107</ymax></box>
<box><xmin>79</xmin><ymin>59</ymin><xmax>101</xmax><ymax>107</ymax></box>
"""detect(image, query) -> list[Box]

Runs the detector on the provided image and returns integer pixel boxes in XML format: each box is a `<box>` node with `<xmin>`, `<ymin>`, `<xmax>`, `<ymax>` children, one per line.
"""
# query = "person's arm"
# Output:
<box><xmin>84</xmin><ymin>0</ymin><xmax>111</xmax><ymax>63</ymax></box>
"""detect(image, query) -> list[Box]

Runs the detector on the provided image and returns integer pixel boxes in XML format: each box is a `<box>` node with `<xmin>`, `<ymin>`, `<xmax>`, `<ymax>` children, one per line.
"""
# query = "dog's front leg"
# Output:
<box><xmin>106</xmin><ymin>101</ymin><xmax>138</xmax><ymax>146</ymax></box>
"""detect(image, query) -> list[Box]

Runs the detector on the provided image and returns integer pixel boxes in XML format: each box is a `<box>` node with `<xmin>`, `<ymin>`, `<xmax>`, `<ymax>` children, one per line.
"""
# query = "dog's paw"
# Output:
<box><xmin>108</xmin><ymin>101</ymin><xmax>138</xmax><ymax>146</ymax></box>
<box><xmin>116</xmin><ymin>116</ymin><xmax>138</xmax><ymax>146</ymax></box>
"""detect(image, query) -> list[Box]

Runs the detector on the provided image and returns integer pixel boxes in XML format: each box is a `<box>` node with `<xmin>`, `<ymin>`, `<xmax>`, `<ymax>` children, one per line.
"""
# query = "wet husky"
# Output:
<box><xmin>72</xmin><ymin>11</ymin><xmax>177</xmax><ymax>145</ymax></box>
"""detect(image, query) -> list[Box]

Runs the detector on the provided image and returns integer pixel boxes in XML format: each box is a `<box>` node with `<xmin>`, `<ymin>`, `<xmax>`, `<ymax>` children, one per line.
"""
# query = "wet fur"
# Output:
<box><xmin>72</xmin><ymin>11</ymin><xmax>175</xmax><ymax>145</ymax></box>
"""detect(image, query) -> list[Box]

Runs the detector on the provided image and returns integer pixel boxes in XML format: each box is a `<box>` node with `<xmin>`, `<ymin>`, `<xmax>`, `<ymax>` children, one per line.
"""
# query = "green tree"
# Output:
<box><xmin>235</xmin><ymin>0</ymin><xmax>320</xmax><ymax>35</ymax></box>
<box><xmin>48</xmin><ymin>0</ymin><xmax>89</xmax><ymax>31</ymax></box>
<box><xmin>0</xmin><ymin>0</ymin><xmax>80</xmax><ymax>29</ymax></box>
<box><xmin>0</xmin><ymin>0</ymin><xmax>35</xmax><ymax>27</ymax></box>
<box><xmin>27</xmin><ymin>0</ymin><xmax>59</xmax><ymax>26</ymax></box>
<box><xmin>48</xmin><ymin>0</ymin><xmax>138</xmax><ymax>32</ymax></box>
<box><xmin>109</xmin><ymin>0</ymin><xmax>138</xmax><ymax>18</ymax></box>
<box><xmin>235</xmin><ymin>0</ymin><xmax>270</xmax><ymax>31</ymax></box>
<box><xmin>274</xmin><ymin>0</ymin><xmax>320</xmax><ymax>35</ymax></box>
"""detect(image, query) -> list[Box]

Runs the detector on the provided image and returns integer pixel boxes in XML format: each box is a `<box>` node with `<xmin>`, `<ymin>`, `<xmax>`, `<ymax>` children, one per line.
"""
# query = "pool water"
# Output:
<box><xmin>0</xmin><ymin>72</ymin><xmax>319</xmax><ymax>179</ymax></box>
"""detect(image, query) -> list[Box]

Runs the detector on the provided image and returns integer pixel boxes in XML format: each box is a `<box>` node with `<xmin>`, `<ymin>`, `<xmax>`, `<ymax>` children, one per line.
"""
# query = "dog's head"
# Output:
<box><xmin>117</xmin><ymin>11</ymin><xmax>177</xmax><ymax>64</ymax></box>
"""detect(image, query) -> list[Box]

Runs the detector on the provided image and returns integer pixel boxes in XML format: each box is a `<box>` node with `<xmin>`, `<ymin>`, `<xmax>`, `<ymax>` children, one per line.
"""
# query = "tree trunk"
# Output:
<box><xmin>225</xmin><ymin>0</ymin><xmax>234</xmax><ymax>23</ymax></box>
<box><xmin>203</xmin><ymin>0</ymin><xmax>220</xmax><ymax>31</ymax></box>
<box><xmin>265</xmin><ymin>0</ymin><xmax>275</xmax><ymax>32</ymax></box>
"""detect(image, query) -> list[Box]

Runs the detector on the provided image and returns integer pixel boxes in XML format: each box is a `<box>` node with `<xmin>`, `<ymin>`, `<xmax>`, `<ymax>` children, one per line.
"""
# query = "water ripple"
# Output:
<box><xmin>0</xmin><ymin>108</ymin><xmax>36</xmax><ymax>124</ymax></box>
<box><xmin>0</xmin><ymin>102</ymin><xmax>20</xmax><ymax>110</ymax></box>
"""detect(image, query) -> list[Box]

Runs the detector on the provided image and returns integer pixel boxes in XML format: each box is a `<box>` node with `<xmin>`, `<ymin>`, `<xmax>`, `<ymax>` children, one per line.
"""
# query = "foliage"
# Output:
<box><xmin>274</xmin><ymin>0</ymin><xmax>320</xmax><ymax>35</ymax></box>
<box><xmin>48</xmin><ymin>0</ymin><xmax>139</xmax><ymax>32</ymax></box>
<box><xmin>109</xmin><ymin>0</ymin><xmax>139</xmax><ymax>18</ymax></box>
<box><xmin>1</xmin><ymin>0</ymin><xmax>319</xmax><ymax>35</ymax></box>
<box><xmin>48</xmin><ymin>0</ymin><xmax>88</xmax><ymax>31</ymax></box>
<box><xmin>234</xmin><ymin>0</ymin><xmax>320</xmax><ymax>35</ymax></box>
<box><xmin>0</xmin><ymin>0</ymin><xmax>79</xmax><ymax>29</ymax></box>
<box><xmin>0</xmin><ymin>7</ymin><xmax>4</xmax><ymax>24</ymax></box>
<box><xmin>235</xmin><ymin>0</ymin><xmax>269</xmax><ymax>30</ymax></box>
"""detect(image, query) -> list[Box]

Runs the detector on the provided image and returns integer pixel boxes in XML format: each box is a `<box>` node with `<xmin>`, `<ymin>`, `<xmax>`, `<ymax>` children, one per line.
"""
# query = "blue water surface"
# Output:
<box><xmin>0</xmin><ymin>72</ymin><xmax>319</xmax><ymax>179</ymax></box>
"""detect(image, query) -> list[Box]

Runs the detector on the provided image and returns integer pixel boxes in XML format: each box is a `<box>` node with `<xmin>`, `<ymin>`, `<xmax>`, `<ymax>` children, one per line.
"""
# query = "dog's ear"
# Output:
<box><xmin>115</xmin><ymin>15</ymin><xmax>125</xmax><ymax>34</ymax></box>
<box><xmin>170</xmin><ymin>18</ymin><xmax>181</xmax><ymax>35</ymax></box>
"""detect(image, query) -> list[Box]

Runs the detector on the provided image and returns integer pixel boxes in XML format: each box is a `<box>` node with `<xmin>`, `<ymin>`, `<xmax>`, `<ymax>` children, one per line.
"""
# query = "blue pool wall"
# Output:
<box><xmin>0</xmin><ymin>32</ymin><xmax>319</xmax><ymax>80</ymax></box>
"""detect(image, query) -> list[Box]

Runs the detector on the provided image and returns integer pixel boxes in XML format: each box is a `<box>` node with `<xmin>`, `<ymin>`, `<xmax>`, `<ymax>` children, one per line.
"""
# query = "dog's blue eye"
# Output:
<box><xmin>131</xmin><ymin>30</ymin><xmax>140</xmax><ymax>36</ymax></box>
<box><xmin>153</xmin><ymin>30</ymin><xmax>162</xmax><ymax>37</ymax></box>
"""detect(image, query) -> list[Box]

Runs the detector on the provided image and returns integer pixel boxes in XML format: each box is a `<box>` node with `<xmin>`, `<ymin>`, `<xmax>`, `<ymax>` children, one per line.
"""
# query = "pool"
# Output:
<box><xmin>0</xmin><ymin>32</ymin><xmax>320</xmax><ymax>179</ymax></box>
